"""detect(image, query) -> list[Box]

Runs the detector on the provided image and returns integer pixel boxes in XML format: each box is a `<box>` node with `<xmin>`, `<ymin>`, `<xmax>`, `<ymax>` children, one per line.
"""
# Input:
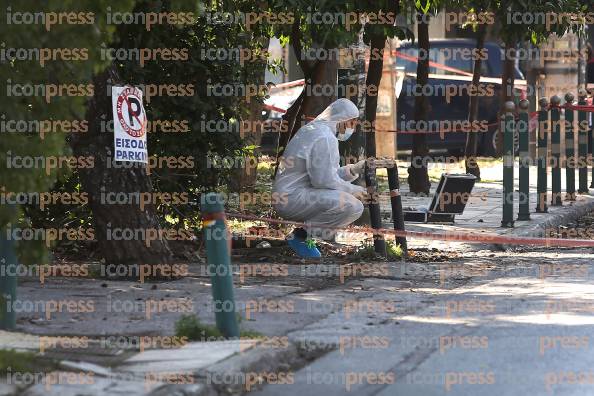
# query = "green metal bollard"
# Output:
<box><xmin>564</xmin><ymin>93</ymin><xmax>576</xmax><ymax>201</ymax></box>
<box><xmin>0</xmin><ymin>221</ymin><xmax>17</xmax><ymax>330</ymax></box>
<box><xmin>551</xmin><ymin>95</ymin><xmax>563</xmax><ymax>206</ymax></box>
<box><xmin>536</xmin><ymin>97</ymin><xmax>549</xmax><ymax>213</ymax></box>
<box><xmin>501</xmin><ymin>101</ymin><xmax>515</xmax><ymax>228</ymax></box>
<box><xmin>200</xmin><ymin>193</ymin><xmax>240</xmax><ymax>338</ymax></box>
<box><xmin>578</xmin><ymin>89</ymin><xmax>589</xmax><ymax>193</ymax></box>
<box><xmin>517</xmin><ymin>99</ymin><xmax>530</xmax><ymax>221</ymax></box>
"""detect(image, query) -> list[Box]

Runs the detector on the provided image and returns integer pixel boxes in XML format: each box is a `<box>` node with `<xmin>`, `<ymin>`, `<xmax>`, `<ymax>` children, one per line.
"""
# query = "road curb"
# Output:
<box><xmin>189</xmin><ymin>341</ymin><xmax>329</xmax><ymax>395</ymax></box>
<box><xmin>516</xmin><ymin>199</ymin><xmax>594</xmax><ymax>238</ymax></box>
<box><xmin>494</xmin><ymin>196</ymin><xmax>594</xmax><ymax>250</ymax></box>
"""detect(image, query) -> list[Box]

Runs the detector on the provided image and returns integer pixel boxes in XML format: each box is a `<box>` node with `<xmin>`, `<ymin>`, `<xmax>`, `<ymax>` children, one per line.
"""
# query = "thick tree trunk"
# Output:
<box><xmin>273</xmin><ymin>59</ymin><xmax>338</xmax><ymax>174</ymax></box>
<box><xmin>232</xmin><ymin>98</ymin><xmax>263</xmax><ymax>193</ymax></box>
<box><xmin>299</xmin><ymin>58</ymin><xmax>339</xmax><ymax>127</ymax></box>
<box><xmin>365</xmin><ymin>35</ymin><xmax>385</xmax><ymax>159</ymax></box>
<box><xmin>231</xmin><ymin>37</ymin><xmax>270</xmax><ymax>193</ymax></box>
<box><xmin>408</xmin><ymin>12</ymin><xmax>431</xmax><ymax>195</ymax></box>
<box><xmin>71</xmin><ymin>67</ymin><xmax>173</xmax><ymax>271</ymax></box>
<box><xmin>496</xmin><ymin>40</ymin><xmax>516</xmax><ymax>156</ymax></box>
<box><xmin>364</xmin><ymin>33</ymin><xmax>388</xmax><ymax>254</ymax></box>
<box><xmin>273</xmin><ymin>89</ymin><xmax>304</xmax><ymax>176</ymax></box>
<box><xmin>464</xmin><ymin>25</ymin><xmax>487</xmax><ymax>179</ymax></box>
<box><xmin>274</xmin><ymin>19</ymin><xmax>337</xmax><ymax>172</ymax></box>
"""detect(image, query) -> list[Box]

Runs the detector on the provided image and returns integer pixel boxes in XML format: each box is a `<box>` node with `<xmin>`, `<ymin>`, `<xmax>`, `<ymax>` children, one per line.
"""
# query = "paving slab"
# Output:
<box><xmin>118</xmin><ymin>340</ymin><xmax>252</xmax><ymax>374</ymax></box>
<box><xmin>0</xmin><ymin>340</ymin><xmax>253</xmax><ymax>395</ymax></box>
<box><xmin>0</xmin><ymin>330</ymin><xmax>40</xmax><ymax>351</ymax></box>
<box><xmin>19</xmin><ymin>372</ymin><xmax>211</xmax><ymax>396</ymax></box>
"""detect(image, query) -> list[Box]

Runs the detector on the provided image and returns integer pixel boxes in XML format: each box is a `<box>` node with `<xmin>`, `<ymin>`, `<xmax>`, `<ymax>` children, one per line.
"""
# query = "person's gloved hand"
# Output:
<box><xmin>345</xmin><ymin>159</ymin><xmax>367</xmax><ymax>178</ymax></box>
<box><xmin>351</xmin><ymin>185</ymin><xmax>368</xmax><ymax>201</ymax></box>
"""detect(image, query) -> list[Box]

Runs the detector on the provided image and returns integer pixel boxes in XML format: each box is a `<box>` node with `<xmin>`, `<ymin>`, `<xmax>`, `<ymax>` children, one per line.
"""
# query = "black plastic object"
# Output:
<box><xmin>404</xmin><ymin>173</ymin><xmax>477</xmax><ymax>224</ymax></box>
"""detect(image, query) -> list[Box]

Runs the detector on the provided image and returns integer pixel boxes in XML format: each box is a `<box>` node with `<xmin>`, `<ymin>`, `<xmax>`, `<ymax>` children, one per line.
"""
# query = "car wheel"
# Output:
<box><xmin>484</xmin><ymin>128</ymin><xmax>519</xmax><ymax>157</ymax></box>
<box><xmin>478</xmin><ymin>128</ymin><xmax>498</xmax><ymax>157</ymax></box>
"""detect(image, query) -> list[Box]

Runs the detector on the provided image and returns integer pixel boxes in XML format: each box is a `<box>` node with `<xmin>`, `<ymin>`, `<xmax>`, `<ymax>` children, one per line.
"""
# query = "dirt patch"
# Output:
<box><xmin>548</xmin><ymin>211</ymin><xmax>594</xmax><ymax>240</ymax></box>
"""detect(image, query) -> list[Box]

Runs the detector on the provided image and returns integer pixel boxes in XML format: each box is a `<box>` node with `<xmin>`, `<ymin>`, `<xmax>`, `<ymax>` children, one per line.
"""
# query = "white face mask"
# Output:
<box><xmin>337</xmin><ymin>127</ymin><xmax>355</xmax><ymax>141</ymax></box>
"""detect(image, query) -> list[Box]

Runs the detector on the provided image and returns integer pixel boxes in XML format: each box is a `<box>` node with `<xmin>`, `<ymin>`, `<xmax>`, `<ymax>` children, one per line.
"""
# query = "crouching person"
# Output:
<box><xmin>273</xmin><ymin>99</ymin><xmax>367</xmax><ymax>258</ymax></box>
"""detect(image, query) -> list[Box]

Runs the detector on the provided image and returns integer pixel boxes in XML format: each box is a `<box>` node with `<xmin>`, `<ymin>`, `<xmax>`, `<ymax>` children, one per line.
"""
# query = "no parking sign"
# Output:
<box><xmin>112</xmin><ymin>86</ymin><xmax>148</xmax><ymax>163</ymax></box>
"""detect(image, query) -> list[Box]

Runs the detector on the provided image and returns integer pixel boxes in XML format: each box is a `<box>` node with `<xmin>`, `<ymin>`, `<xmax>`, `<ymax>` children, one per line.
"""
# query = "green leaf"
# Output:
<box><xmin>416</xmin><ymin>0</ymin><xmax>432</xmax><ymax>13</ymax></box>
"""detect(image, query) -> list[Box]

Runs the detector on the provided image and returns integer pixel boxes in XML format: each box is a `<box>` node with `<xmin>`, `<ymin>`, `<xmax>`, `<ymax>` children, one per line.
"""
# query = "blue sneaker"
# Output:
<box><xmin>287</xmin><ymin>236</ymin><xmax>321</xmax><ymax>258</ymax></box>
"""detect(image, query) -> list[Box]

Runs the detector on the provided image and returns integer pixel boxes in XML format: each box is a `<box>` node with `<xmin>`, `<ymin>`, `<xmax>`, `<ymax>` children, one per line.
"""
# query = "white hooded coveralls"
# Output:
<box><xmin>273</xmin><ymin>99</ymin><xmax>365</xmax><ymax>240</ymax></box>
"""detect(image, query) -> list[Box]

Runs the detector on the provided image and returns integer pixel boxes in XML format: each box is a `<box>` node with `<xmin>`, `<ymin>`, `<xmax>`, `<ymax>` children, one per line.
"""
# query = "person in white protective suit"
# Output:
<box><xmin>273</xmin><ymin>98</ymin><xmax>367</xmax><ymax>258</ymax></box>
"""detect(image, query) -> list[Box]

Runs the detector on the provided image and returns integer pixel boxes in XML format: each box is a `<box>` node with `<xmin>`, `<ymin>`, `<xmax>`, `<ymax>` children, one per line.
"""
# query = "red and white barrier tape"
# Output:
<box><xmin>269</xmin><ymin>79</ymin><xmax>305</xmax><ymax>91</ymax></box>
<box><xmin>263</xmin><ymin>105</ymin><xmax>538</xmax><ymax>134</ymax></box>
<box><xmin>557</xmin><ymin>104</ymin><xmax>594</xmax><ymax>113</ymax></box>
<box><xmin>226</xmin><ymin>212</ymin><xmax>594</xmax><ymax>248</ymax></box>
<box><xmin>391</xmin><ymin>50</ymin><xmax>474</xmax><ymax>77</ymax></box>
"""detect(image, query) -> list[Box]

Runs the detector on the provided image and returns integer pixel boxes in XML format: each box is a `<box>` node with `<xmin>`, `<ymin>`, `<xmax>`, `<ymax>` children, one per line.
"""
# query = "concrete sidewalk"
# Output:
<box><xmin>3</xmin><ymin>164</ymin><xmax>594</xmax><ymax>396</ymax></box>
<box><xmin>0</xmin><ymin>330</ymin><xmax>267</xmax><ymax>396</ymax></box>
<box><xmin>340</xmin><ymin>164</ymin><xmax>594</xmax><ymax>250</ymax></box>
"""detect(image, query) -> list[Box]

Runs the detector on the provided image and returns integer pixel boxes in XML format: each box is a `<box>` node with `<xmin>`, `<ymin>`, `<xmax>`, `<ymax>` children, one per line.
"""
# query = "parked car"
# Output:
<box><xmin>395</xmin><ymin>39</ymin><xmax>525</xmax><ymax>157</ymax></box>
<box><xmin>260</xmin><ymin>39</ymin><xmax>526</xmax><ymax>157</ymax></box>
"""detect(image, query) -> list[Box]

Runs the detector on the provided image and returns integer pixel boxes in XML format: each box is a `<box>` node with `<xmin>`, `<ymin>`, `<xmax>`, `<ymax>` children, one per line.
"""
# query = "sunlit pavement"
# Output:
<box><xmin>252</xmin><ymin>248</ymin><xmax>594</xmax><ymax>396</ymax></box>
<box><xmin>6</xmin><ymin>248</ymin><xmax>594</xmax><ymax>395</ymax></box>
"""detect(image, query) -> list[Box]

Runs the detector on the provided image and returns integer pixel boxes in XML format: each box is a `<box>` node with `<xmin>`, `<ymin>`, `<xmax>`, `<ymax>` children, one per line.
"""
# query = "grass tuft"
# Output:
<box><xmin>175</xmin><ymin>314</ymin><xmax>264</xmax><ymax>341</ymax></box>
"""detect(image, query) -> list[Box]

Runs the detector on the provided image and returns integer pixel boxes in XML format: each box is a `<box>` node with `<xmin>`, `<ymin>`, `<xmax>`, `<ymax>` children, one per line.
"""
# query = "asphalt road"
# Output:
<box><xmin>252</xmin><ymin>247</ymin><xmax>594</xmax><ymax>396</ymax></box>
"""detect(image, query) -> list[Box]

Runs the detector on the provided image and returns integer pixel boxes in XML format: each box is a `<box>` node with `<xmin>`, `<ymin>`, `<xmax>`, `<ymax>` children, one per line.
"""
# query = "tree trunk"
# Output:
<box><xmin>232</xmin><ymin>98</ymin><xmax>264</xmax><ymax>193</ymax></box>
<box><xmin>231</xmin><ymin>37</ymin><xmax>270</xmax><ymax>193</ymax></box>
<box><xmin>274</xmin><ymin>19</ymin><xmax>338</xmax><ymax>173</ymax></box>
<box><xmin>364</xmin><ymin>33</ymin><xmax>388</xmax><ymax>254</ymax></box>
<box><xmin>273</xmin><ymin>59</ymin><xmax>338</xmax><ymax>175</ymax></box>
<box><xmin>365</xmin><ymin>35</ymin><xmax>385</xmax><ymax>160</ymax></box>
<box><xmin>464</xmin><ymin>25</ymin><xmax>487</xmax><ymax>180</ymax></box>
<box><xmin>71</xmin><ymin>67</ymin><xmax>174</xmax><ymax>273</ymax></box>
<box><xmin>273</xmin><ymin>88</ymin><xmax>304</xmax><ymax>176</ymax></box>
<box><xmin>299</xmin><ymin>58</ymin><xmax>338</xmax><ymax>128</ymax></box>
<box><xmin>496</xmin><ymin>40</ymin><xmax>516</xmax><ymax>156</ymax></box>
<box><xmin>407</xmin><ymin>12</ymin><xmax>431</xmax><ymax>195</ymax></box>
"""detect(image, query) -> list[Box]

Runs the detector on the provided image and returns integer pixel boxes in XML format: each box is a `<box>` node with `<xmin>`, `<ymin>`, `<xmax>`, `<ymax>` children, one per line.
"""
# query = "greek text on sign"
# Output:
<box><xmin>112</xmin><ymin>86</ymin><xmax>148</xmax><ymax>163</ymax></box>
